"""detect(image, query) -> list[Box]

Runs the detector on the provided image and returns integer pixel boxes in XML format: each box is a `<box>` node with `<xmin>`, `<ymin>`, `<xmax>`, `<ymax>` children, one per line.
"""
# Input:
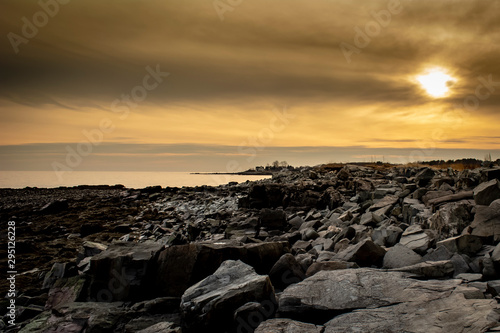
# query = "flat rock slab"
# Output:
<box><xmin>324</xmin><ymin>293</ymin><xmax>500</xmax><ymax>333</ymax></box>
<box><xmin>255</xmin><ymin>319</ymin><xmax>323</xmax><ymax>333</ymax></box>
<box><xmin>279</xmin><ymin>268</ymin><xmax>461</xmax><ymax>322</ymax></box>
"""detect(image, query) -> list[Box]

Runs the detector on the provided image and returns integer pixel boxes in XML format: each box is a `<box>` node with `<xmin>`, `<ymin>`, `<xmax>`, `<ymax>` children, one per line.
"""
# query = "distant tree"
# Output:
<box><xmin>272</xmin><ymin>160</ymin><xmax>280</xmax><ymax>168</ymax></box>
<box><xmin>279</xmin><ymin>161</ymin><xmax>288</xmax><ymax>168</ymax></box>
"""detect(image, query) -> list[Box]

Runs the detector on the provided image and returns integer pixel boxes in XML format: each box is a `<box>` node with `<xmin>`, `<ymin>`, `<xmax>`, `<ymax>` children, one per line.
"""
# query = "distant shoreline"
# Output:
<box><xmin>190</xmin><ymin>171</ymin><xmax>273</xmax><ymax>176</ymax></box>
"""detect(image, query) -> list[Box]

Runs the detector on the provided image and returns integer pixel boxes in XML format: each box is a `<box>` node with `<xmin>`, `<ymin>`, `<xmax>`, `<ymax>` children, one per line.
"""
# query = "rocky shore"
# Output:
<box><xmin>2</xmin><ymin>164</ymin><xmax>500</xmax><ymax>332</ymax></box>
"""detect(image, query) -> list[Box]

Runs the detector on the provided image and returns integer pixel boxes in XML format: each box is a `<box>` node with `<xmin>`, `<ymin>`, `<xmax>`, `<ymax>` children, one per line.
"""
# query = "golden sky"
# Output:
<box><xmin>1</xmin><ymin>0</ymin><xmax>499</xmax><ymax>171</ymax></box>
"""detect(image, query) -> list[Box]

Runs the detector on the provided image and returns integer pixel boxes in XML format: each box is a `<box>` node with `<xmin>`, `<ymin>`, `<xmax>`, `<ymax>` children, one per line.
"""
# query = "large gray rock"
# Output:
<box><xmin>255</xmin><ymin>319</ymin><xmax>323</xmax><ymax>333</ymax></box>
<box><xmin>371</xmin><ymin>225</ymin><xmax>403</xmax><ymax>247</ymax></box>
<box><xmin>398</xmin><ymin>225</ymin><xmax>435</xmax><ymax>255</ymax></box>
<box><xmin>415</xmin><ymin>167</ymin><xmax>436</xmax><ymax>186</ymax></box>
<box><xmin>279</xmin><ymin>268</ymin><xmax>461</xmax><ymax>322</ymax></box>
<box><xmin>474</xmin><ymin>179</ymin><xmax>500</xmax><ymax>206</ymax></box>
<box><xmin>334</xmin><ymin>239</ymin><xmax>386</xmax><ymax>267</ymax></box>
<box><xmin>323</xmin><ymin>293</ymin><xmax>500</xmax><ymax>333</ymax></box>
<box><xmin>468</xmin><ymin>199</ymin><xmax>500</xmax><ymax>241</ymax></box>
<box><xmin>383</xmin><ymin>244</ymin><xmax>422</xmax><ymax>269</ymax></box>
<box><xmin>269</xmin><ymin>253</ymin><xmax>305</xmax><ymax>290</ymax></box>
<box><xmin>180</xmin><ymin>260</ymin><xmax>275</xmax><ymax>333</ymax></box>
<box><xmin>156</xmin><ymin>241</ymin><xmax>288</xmax><ymax>297</ymax></box>
<box><xmin>429</xmin><ymin>201</ymin><xmax>474</xmax><ymax>239</ymax></box>
<box><xmin>391</xmin><ymin>260</ymin><xmax>454</xmax><ymax>278</ymax></box>
<box><xmin>88</xmin><ymin>242</ymin><xmax>164</xmax><ymax>301</ymax></box>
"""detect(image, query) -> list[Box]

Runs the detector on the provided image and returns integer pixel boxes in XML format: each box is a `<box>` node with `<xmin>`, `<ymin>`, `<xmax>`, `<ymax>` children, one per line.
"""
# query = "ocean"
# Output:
<box><xmin>0</xmin><ymin>171</ymin><xmax>272</xmax><ymax>189</ymax></box>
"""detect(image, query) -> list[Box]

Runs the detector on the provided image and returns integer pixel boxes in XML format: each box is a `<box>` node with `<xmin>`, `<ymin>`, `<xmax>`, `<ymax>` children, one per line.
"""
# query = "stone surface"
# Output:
<box><xmin>334</xmin><ymin>239</ymin><xmax>386</xmax><ymax>267</ymax></box>
<box><xmin>88</xmin><ymin>242</ymin><xmax>163</xmax><ymax>301</ymax></box>
<box><xmin>474</xmin><ymin>179</ymin><xmax>500</xmax><ymax>206</ymax></box>
<box><xmin>306</xmin><ymin>261</ymin><xmax>359</xmax><ymax>277</ymax></box>
<box><xmin>383</xmin><ymin>244</ymin><xmax>423</xmax><ymax>269</ymax></box>
<box><xmin>279</xmin><ymin>268</ymin><xmax>461</xmax><ymax>322</ymax></box>
<box><xmin>255</xmin><ymin>319</ymin><xmax>323</xmax><ymax>333</ymax></box>
<box><xmin>156</xmin><ymin>241</ymin><xmax>288</xmax><ymax>297</ymax></box>
<box><xmin>469</xmin><ymin>199</ymin><xmax>500</xmax><ymax>241</ymax></box>
<box><xmin>269</xmin><ymin>253</ymin><xmax>305</xmax><ymax>290</ymax></box>
<box><xmin>323</xmin><ymin>293</ymin><xmax>500</xmax><ymax>333</ymax></box>
<box><xmin>180</xmin><ymin>260</ymin><xmax>275</xmax><ymax>333</ymax></box>
<box><xmin>391</xmin><ymin>260</ymin><xmax>454</xmax><ymax>278</ymax></box>
<box><xmin>437</xmin><ymin>235</ymin><xmax>483</xmax><ymax>256</ymax></box>
<box><xmin>399</xmin><ymin>226</ymin><xmax>434</xmax><ymax>254</ymax></box>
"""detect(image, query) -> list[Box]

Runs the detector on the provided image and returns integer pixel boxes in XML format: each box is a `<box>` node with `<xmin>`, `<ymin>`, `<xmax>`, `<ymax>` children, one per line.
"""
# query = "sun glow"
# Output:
<box><xmin>416</xmin><ymin>68</ymin><xmax>456</xmax><ymax>98</ymax></box>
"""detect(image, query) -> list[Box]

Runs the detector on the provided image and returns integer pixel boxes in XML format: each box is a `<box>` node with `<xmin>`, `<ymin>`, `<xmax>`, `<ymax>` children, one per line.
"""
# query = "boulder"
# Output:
<box><xmin>429</xmin><ymin>201</ymin><xmax>474</xmax><ymax>239</ymax></box>
<box><xmin>279</xmin><ymin>268</ymin><xmax>461</xmax><ymax>322</ymax></box>
<box><xmin>269</xmin><ymin>253</ymin><xmax>305</xmax><ymax>290</ymax></box>
<box><xmin>415</xmin><ymin>168</ymin><xmax>435</xmax><ymax>187</ymax></box>
<box><xmin>45</xmin><ymin>276</ymin><xmax>87</xmax><ymax>310</ymax></box>
<box><xmin>383</xmin><ymin>244</ymin><xmax>422</xmax><ymax>269</ymax></box>
<box><xmin>371</xmin><ymin>225</ymin><xmax>403</xmax><ymax>247</ymax></box>
<box><xmin>473</xmin><ymin>179</ymin><xmax>500</xmax><ymax>206</ymax></box>
<box><xmin>468</xmin><ymin>199</ymin><xmax>500</xmax><ymax>241</ymax></box>
<box><xmin>255</xmin><ymin>319</ymin><xmax>323</xmax><ymax>333</ymax></box>
<box><xmin>260</xmin><ymin>209</ymin><xmax>287</xmax><ymax>229</ymax></box>
<box><xmin>155</xmin><ymin>241</ymin><xmax>288</xmax><ymax>297</ymax></box>
<box><xmin>88</xmin><ymin>242</ymin><xmax>163</xmax><ymax>301</ymax></box>
<box><xmin>334</xmin><ymin>239</ymin><xmax>386</xmax><ymax>267</ymax></box>
<box><xmin>436</xmin><ymin>235</ymin><xmax>483</xmax><ymax>256</ymax></box>
<box><xmin>323</xmin><ymin>293</ymin><xmax>500</xmax><ymax>333</ymax></box>
<box><xmin>398</xmin><ymin>225</ymin><xmax>435</xmax><ymax>255</ymax></box>
<box><xmin>180</xmin><ymin>260</ymin><xmax>275</xmax><ymax>333</ymax></box>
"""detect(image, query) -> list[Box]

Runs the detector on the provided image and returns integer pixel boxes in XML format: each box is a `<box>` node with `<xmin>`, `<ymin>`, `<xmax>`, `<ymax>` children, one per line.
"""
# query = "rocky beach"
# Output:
<box><xmin>2</xmin><ymin>163</ymin><xmax>500</xmax><ymax>332</ymax></box>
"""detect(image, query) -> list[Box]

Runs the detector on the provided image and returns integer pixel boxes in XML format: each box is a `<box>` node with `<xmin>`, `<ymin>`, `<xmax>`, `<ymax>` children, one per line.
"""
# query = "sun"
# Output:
<box><xmin>416</xmin><ymin>68</ymin><xmax>456</xmax><ymax>98</ymax></box>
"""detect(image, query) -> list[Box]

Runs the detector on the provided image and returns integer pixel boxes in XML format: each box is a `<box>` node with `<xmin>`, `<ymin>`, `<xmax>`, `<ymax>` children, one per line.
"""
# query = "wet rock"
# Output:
<box><xmin>180</xmin><ymin>260</ymin><xmax>275</xmax><ymax>333</ymax></box>
<box><xmin>474</xmin><ymin>179</ymin><xmax>500</xmax><ymax>206</ymax></box>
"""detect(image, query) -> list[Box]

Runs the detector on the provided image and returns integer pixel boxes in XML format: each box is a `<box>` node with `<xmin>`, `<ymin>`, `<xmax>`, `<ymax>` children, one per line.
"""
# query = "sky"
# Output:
<box><xmin>1</xmin><ymin>0</ymin><xmax>500</xmax><ymax>172</ymax></box>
